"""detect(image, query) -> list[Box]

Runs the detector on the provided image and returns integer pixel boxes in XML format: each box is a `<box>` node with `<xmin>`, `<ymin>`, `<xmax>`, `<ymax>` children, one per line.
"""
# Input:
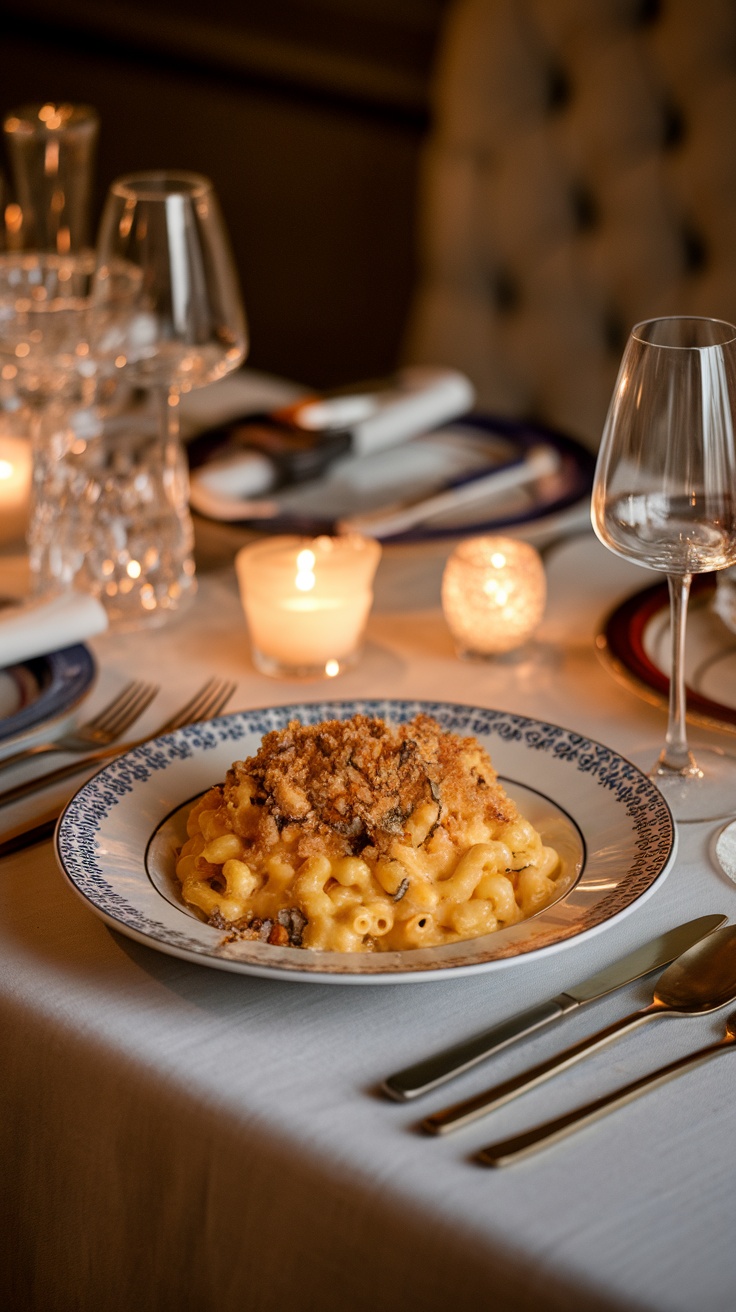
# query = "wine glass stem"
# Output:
<box><xmin>156</xmin><ymin>386</ymin><xmax>180</xmax><ymax>446</ymax></box>
<box><xmin>658</xmin><ymin>572</ymin><xmax>699</xmax><ymax>776</ymax></box>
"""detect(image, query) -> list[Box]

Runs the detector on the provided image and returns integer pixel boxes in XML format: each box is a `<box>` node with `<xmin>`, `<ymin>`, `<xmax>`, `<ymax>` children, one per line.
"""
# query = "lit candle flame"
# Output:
<box><xmin>295</xmin><ymin>547</ymin><xmax>316</xmax><ymax>592</ymax></box>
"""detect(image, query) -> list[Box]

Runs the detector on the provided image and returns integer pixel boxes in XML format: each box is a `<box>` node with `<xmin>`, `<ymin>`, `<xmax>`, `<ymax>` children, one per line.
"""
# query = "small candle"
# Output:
<box><xmin>0</xmin><ymin>431</ymin><xmax>32</xmax><ymax>545</ymax></box>
<box><xmin>441</xmin><ymin>535</ymin><xmax>546</xmax><ymax>657</ymax></box>
<box><xmin>236</xmin><ymin>534</ymin><xmax>381</xmax><ymax>678</ymax></box>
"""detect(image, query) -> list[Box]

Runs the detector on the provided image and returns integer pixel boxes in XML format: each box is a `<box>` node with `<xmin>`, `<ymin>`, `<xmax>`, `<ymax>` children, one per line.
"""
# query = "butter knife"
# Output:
<box><xmin>0</xmin><ymin>813</ymin><xmax>57</xmax><ymax>857</ymax></box>
<box><xmin>382</xmin><ymin>914</ymin><xmax>727</xmax><ymax>1101</ymax></box>
<box><xmin>338</xmin><ymin>443</ymin><xmax>559</xmax><ymax>539</ymax></box>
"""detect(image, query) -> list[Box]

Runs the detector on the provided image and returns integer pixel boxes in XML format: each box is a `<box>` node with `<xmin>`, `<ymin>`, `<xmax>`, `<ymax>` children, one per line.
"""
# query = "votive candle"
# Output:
<box><xmin>236</xmin><ymin>533</ymin><xmax>381</xmax><ymax>678</ymax></box>
<box><xmin>442</xmin><ymin>535</ymin><xmax>546</xmax><ymax>657</ymax></box>
<box><xmin>0</xmin><ymin>431</ymin><xmax>32</xmax><ymax>545</ymax></box>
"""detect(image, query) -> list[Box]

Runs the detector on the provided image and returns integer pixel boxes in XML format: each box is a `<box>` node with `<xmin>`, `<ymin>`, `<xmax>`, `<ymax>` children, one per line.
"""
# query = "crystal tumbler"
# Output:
<box><xmin>28</xmin><ymin>404</ymin><xmax>196</xmax><ymax>630</ymax></box>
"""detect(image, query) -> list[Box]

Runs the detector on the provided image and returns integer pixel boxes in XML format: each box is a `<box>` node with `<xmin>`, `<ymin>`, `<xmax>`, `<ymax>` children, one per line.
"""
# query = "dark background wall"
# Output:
<box><xmin>0</xmin><ymin>0</ymin><xmax>448</xmax><ymax>389</ymax></box>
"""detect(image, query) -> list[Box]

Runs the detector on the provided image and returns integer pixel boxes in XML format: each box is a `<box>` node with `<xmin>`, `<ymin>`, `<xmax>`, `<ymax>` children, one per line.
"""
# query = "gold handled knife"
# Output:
<box><xmin>382</xmin><ymin>914</ymin><xmax>727</xmax><ymax>1101</ymax></box>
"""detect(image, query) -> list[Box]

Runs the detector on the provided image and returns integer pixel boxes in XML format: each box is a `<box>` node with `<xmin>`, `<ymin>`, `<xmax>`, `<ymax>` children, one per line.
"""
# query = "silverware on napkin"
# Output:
<box><xmin>188</xmin><ymin>366</ymin><xmax>475</xmax><ymax>517</ymax></box>
<box><xmin>382</xmin><ymin>915</ymin><xmax>726</xmax><ymax>1101</ymax></box>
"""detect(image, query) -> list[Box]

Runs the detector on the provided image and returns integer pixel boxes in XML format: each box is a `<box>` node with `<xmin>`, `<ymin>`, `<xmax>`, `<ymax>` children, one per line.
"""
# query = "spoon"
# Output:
<box><xmin>422</xmin><ymin>923</ymin><xmax>736</xmax><ymax>1135</ymax></box>
<box><xmin>477</xmin><ymin>1008</ymin><xmax>736</xmax><ymax>1166</ymax></box>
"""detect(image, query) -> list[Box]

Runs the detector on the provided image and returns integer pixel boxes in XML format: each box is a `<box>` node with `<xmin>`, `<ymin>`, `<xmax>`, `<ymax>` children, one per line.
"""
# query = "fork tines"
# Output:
<box><xmin>159</xmin><ymin>677</ymin><xmax>237</xmax><ymax>733</ymax></box>
<box><xmin>91</xmin><ymin>680</ymin><xmax>159</xmax><ymax>738</ymax></box>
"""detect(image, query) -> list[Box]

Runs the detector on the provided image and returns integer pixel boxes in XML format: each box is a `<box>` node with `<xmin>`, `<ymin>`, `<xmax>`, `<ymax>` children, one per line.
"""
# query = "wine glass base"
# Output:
<box><xmin>649</xmin><ymin>746</ymin><xmax>736</xmax><ymax>823</ymax></box>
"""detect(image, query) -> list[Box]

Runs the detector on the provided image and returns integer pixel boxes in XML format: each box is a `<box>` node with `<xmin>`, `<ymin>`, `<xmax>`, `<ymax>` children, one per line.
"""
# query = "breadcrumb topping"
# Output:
<box><xmin>220</xmin><ymin>713</ymin><xmax>518</xmax><ymax>863</ymax></box>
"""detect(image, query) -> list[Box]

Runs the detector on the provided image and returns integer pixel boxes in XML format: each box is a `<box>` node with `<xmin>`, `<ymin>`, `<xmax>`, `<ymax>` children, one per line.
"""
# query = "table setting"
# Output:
<box><xmin>2</xmin><ymin>101</ymin><xmax>736</xmax><ymax>1312</ymax></box>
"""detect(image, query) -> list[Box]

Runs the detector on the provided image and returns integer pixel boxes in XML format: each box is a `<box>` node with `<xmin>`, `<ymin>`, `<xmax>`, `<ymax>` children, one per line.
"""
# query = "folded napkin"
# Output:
<box><xmin>0</xmin><ymin>591</ymin><xmax>108</xmax><ymax>666</ymax></box>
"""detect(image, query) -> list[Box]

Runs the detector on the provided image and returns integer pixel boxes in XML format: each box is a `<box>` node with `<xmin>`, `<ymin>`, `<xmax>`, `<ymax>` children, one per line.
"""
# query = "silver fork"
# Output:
<box><xmin>0</xmin><ymin>675</ymin><xmax>237</xmax><ymax>810</ymax></box>
<box><xmin>149</xmin><ymin>676</ymin><xmax>237</xmax><ymax>738</ymax></box>
<box><xmin>0</xmin><ymin>679</ymin><xmax>160</xmax><ymax>773</ymax></box>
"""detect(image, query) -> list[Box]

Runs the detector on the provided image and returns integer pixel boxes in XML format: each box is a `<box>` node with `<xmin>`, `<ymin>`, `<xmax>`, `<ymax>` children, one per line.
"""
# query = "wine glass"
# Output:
<box><xmin>591</xmin><ymin>316</ymin><xmax>736</xmax><ymax>822</ymax></box>
<box><xmin>94</xmin><ymin>170</ymin><xmax>247</xmax><ymax>413</ymax></box>
<box><xmin>3</xmin><ymin>102</ymin><xmax>99</xmax><ymax>253</ymax></box>
<box><xmin>92</xmin><ymin>171</ymin><xmax>248</xmax><ymax>620</ymax></box>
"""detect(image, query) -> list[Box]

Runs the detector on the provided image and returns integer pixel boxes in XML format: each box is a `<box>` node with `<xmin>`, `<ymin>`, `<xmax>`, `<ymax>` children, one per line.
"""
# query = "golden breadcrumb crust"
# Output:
<box><xmin>213</xmin><ymin>713</ymin><xmax>518</xmax><ymax>865</ymax></box>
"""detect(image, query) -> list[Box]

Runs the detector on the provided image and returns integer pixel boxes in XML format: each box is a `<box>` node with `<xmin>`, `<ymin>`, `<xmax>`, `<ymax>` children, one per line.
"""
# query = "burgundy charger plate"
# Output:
<box><xmin>597</xmin><ymin>575</ymin><xmax>736</xmax><ymax>735</ymax></box>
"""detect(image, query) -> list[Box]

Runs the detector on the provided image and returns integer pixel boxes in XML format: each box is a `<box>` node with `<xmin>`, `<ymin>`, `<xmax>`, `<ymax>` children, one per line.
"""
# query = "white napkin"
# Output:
<box><xmin>0</xmin><ymin>591</ymin><xmax>108</xmax><ymax>666</ymax></box>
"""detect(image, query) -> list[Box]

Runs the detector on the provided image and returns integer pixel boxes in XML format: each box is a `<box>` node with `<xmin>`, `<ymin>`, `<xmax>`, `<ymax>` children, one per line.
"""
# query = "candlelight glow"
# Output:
<box><xmin>236</xmin><ymin>534</ymin><xmax>381</xmax><ymax>679</ymax></box>
<box><xmin>442</xmin><ymin>535</ymin><xmax>546</xmax><ymax>657</ymax></box>
<box><xmin>295</xmin><ymin>547</ymin><xmax>317</xmax><ymax>593</ymax></box>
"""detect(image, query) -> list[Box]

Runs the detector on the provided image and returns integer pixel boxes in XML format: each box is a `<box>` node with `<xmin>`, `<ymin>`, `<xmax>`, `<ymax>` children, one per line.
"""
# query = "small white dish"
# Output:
<box><xmin>714</xmin><ymin>820</ymin><xmax>736</xmax><ymax>885</ymax></box>
<box><xmin>55</xmin><ymin>700</ymin><xmax>676</xmax><ymax>984</ymax></box>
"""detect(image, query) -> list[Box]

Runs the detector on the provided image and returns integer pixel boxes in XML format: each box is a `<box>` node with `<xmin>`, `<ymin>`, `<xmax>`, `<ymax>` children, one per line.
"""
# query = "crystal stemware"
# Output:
<box><xmin>0</xmin><ymin>250</ymin><xmax>145</xmax><ymax>608</ymax></box>
<box><xmin>94</xmin><ymin>170</ymin><xmax>247</xmax><ymax>434</ymax></box>
<box><xmin>92</xmin><ymin>171</ymin><xmax>248</xmax><ymax>622</ymax></box>
<box><xmin>3</xmin><ymin>102</ymin><xmax>99</xmax><ymax>253</ymax></box>
<box><xmin>591</xmin><ymin>316</ymin><xmax>736</xmax><ymax>822</ymax></box>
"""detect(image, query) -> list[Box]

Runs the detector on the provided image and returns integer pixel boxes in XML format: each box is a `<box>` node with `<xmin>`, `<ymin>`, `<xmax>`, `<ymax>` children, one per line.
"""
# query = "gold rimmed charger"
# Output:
<box><xmin>596</xmin><ymin>576</ymin><xmax>736</xmax><ymax>738</ymax></box>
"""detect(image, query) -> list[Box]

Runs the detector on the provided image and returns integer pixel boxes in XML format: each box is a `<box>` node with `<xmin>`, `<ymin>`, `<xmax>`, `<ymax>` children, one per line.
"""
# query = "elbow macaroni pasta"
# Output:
<box><xmin>175</xmin><ymin>714</ymin><xmax>562</xmax><ymax>953</ymax></box>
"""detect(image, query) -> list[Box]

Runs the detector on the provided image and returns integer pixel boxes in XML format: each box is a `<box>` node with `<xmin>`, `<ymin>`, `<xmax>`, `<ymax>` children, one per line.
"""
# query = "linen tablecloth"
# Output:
<box><xmin>1</xmin><ymin>514</ymin><xmax>735</xmax><ymax>1311</ymax></box>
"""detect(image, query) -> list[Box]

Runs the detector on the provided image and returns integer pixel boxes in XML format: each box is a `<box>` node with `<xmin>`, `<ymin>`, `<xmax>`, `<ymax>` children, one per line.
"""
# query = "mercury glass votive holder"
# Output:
<box><xmin>235</xmin><ymin>533</ymin><xmax>381</xmax><ymax>679</ymax></box>
<box><xmin>441</xmin><ymin>535</ymin><xmax>546</xmax><ymax>658</ymax></box>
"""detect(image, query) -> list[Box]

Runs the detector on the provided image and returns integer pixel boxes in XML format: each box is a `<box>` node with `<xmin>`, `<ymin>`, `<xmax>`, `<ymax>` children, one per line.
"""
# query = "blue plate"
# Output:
<box><xmin>56</xmin><ymin>699</ymin><xmax>675</xmax><ymax>983</ymax></box>
<box><xmin>187</xmin><ymin>412</ymin><xmax>596</xmax><ymax>542</ymax></box>
<box><xmin>0</xmin><ymin>644</ymin><xmax>96</xmax><ymax>746</ymax></box>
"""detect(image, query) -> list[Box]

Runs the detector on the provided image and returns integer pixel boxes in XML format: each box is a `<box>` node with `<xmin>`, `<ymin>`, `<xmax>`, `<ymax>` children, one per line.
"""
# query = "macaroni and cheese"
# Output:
<box><xmin>175</xmin><ymin>714</ymin><xmax>561</xmax><ymax>952</ymax></box>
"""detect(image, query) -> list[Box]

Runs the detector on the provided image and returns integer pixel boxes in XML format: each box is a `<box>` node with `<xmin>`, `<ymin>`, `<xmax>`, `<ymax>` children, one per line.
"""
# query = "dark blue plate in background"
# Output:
<box><xmin>187</xmin><ymin>412</ymin><xmax>595</xmax><ymax>542</ymax></box>
<box><xmin>0</xmin><ymin>644</ymin><xmax>96</xmax><ymax>747</ymax></box>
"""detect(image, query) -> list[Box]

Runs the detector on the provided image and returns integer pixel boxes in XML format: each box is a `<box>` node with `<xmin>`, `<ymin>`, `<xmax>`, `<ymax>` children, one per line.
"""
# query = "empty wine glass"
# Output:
<box><xmin>92</xmin><ymin>171</ymin><xmax>248</xmax><ymax>623</ymax></box>
<box><xmin>3</xmin><ymin>102</ymin><xmax>99</xmax><ymax>253</ymax></box>
<box><xmin>591</xmin><ymin>317</ymin><xmax>736</xmax><ymax>822</ymax></box>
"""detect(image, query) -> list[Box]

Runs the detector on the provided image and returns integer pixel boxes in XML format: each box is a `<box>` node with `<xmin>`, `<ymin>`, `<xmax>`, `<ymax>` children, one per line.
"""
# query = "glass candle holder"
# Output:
<box><xmin>235</xmin><ymin>534</ymin><xmax>381</xmax><ymax>678</ymax></box>
<box><xmin>441</xmin><ymin>535</ymin><xmax>546</xmax><ymax>657</ymax></box>
<box><xmin>0</xmin><ymin>423</ymin><xmax>32</xmax><ymax>545</ymax></box>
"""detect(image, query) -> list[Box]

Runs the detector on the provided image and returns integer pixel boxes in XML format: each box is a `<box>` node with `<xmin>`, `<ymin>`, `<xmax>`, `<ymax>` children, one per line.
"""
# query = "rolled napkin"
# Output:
<box><xmin>0</xmin><ymin>591</ymin><xmax>108</xmax><ymax>666</ymax></box>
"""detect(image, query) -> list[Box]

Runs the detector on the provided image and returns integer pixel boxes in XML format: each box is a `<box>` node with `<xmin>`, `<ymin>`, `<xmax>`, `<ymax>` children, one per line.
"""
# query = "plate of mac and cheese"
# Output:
<box><xmin>55</xmin><ymin>699</ymin><xmax>676</xmax><ymax>983</ymax></box>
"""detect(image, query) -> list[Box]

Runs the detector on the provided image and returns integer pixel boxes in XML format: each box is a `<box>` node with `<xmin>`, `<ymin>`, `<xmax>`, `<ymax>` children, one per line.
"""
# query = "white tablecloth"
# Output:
<box><xmin>1</xmin><ymin>507</ymin><xmax>735</xmax><ymax>1311</ymax></box>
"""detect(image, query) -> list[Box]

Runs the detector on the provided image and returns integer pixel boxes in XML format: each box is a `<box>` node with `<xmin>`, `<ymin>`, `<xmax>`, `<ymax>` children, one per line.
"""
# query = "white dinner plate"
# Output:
<box><xmin>55</xmin><ymin>700</ymin><xmax>676</xmax><ymax>984</ymax></box>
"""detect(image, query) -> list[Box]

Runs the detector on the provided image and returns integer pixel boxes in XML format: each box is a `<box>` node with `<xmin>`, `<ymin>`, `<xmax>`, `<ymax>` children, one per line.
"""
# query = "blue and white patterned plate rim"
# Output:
<box><xmin>55</xmin><ymin>698</ymin><xmax>676</xmax><ymax>984</ymax></box>
<box><xmin>0</xmin><ymin>644</ymin><xmax>96</xmax><ymax>747</ymax></box>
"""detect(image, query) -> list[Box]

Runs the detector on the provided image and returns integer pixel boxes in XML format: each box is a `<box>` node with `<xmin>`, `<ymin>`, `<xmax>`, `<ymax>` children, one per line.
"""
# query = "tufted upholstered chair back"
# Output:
<box><xmin>403</xmin><ymin>0</ymin><xmax>736</xmax><ymax>447</ymax></box>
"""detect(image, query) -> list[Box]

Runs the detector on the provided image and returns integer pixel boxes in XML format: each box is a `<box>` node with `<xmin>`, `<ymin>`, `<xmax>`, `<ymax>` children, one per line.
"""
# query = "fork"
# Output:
<box><xmin>0</xmin><ymin>675</ymin><xmax>237</xmax><ymax>810</ymax></box>
<box><xmin>0</xmin><ymin>679</ymin><xmax>160</xmax><ymax>773</ymax></box>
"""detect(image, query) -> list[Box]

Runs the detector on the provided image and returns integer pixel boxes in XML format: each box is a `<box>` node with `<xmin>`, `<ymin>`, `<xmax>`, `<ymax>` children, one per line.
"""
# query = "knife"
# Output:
<box><xmin>0</xmin><ymin>813</ymin><xmax>58</xmax><ymax>857</ymax></box>
<box><xmin>382</xmin><ymin>914</ymin><xmax>727</xmax><ymax>1102</ymax></box>
<box><xmin>187</xmin><ymin>366</ymin><xmax>475</xmax><ymax>516</ymax></box>
<box><xmin>337</xmin><ymin>444</ymin><xmax>560</xmax><ymax>539</ymax></box>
